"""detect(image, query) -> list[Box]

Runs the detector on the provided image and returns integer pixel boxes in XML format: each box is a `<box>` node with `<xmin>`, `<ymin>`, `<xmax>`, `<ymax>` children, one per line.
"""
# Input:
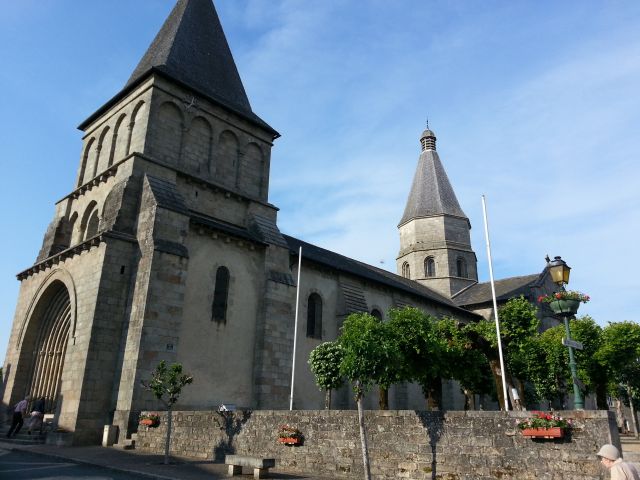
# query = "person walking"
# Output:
<box><xmin>27</xmin><ymin>396</ymin><xmax>46</xmax><ymax>435</ymax></box>
<box><xmin>597</xmin><ymin>444</ymin><xmax>640</xmax><ymax>479</ymax></box>
<box><xmin>6</xmin><ymin>395</ymin><xmax>30</xmax><ymax>438</ymax></box>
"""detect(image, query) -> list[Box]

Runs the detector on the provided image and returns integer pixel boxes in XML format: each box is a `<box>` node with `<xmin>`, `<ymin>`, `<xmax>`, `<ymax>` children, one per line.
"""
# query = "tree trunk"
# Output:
<box><xmin>488</xmin><ymin>359</ymin><xmax>506</xmax><ymax>410</ymax></box>
<box><xmin>164</xmin><ymin>408</ymin><xmax>172</xmax><ymax>465</ymax></box>
<box><xmin>463</xmin><ymin>388</ymin><xmax>474</xmax><ymax>410</ymax></box>
<box><xmin>325</xmin><ymin>389</ymin><xmax>332</xmax><ymax>410</ymax></box>
<box><xmin>378</xmin><ymin>387</ymin><xmax>389</xmax><ymax>410</ymax></box>
<box><xmin>426</xmin><ymin>379</ymin><xmax>442</xmax><ymax>411</ymax></box>
<box><xmin>356</xmin><ymin>382</ymin><xmax>372</xmax><ymax>480</ymax></box>
<box><xmin>595</xmin><ymin>382</ymin><xmax>608</xmax><ymax>410</ymax></box>
<box><xmin>627</xmin><ymin>385</ymin><xmax>639</xmax><ymax>439</ymax></box>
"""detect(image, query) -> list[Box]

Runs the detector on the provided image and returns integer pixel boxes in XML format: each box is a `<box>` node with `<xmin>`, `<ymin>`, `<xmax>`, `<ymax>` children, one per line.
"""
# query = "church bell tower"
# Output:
<box><xmin>397</xmin><ymin>128</ymin><xmax>477</xmax><ymax>298</ymax></box>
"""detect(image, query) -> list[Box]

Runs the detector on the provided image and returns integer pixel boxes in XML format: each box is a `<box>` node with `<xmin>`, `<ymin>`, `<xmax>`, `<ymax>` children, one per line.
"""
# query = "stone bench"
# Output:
<box><xmin>225</xmin><ymin>454</ymin><xmax>275</xmax><ymax>479</ymax></box>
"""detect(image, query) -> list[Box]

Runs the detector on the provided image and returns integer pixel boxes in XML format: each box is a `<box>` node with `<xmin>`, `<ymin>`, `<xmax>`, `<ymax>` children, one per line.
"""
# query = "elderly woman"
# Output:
<box><xmin>597</xmin><ymin>444</ymin><xmax>640</xmax><ymax>480</ymax></box>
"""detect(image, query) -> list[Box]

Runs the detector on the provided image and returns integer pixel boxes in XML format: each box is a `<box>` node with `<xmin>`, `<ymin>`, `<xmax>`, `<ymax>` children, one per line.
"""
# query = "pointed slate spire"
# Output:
<box><xmin>80</xmin><ymin>0</ymin><xmax>276</xmax><ymax>134</ymax></box>
<box><xmin>399</xmin><ymin>129</ymin><xmax>467</xmax><ymax>226</ymax></box>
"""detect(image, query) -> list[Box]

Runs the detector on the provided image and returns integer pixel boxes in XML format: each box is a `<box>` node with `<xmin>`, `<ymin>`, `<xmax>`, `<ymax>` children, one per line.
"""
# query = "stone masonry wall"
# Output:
<box><xmin>136</xmin><ymin>409</ymin><xmax>618</xmax><ymax>479</ymax></box>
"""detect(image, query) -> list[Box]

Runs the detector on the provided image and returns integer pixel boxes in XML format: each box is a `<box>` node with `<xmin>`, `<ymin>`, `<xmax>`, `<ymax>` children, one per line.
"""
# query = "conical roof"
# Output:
<box><xmin>399</xmin><ymin>130</ymin><xmax>467</xmax><ymax>226</ymax></box>
<box><xmin>80</xmin><ymin>0</ymin><xmax>276</xmax><ymax>135</ymax></box>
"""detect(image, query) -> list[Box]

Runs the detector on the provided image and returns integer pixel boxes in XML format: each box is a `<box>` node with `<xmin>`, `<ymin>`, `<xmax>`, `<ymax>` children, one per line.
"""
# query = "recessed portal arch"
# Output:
<box><xmin>18</xmin><ymin>280</ymin><xmax>72</xmax><ymax>413</ymax></box>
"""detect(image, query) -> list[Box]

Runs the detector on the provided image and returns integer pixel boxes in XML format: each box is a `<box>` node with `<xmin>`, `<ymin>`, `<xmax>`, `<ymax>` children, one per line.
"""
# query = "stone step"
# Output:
<box><xmin>113</xmin><ymin>433</ymin><xmax>137</xmax><ymax>450</ymax></box>
<box><xmin>0</xmin><ymin>427</ymin><xmax>47</xmax><ymax>445</ymax></box>
<box><xmin>624</xmin><ymin>452</ymin><xmax>640</xmax><ymax>461</ymax></box>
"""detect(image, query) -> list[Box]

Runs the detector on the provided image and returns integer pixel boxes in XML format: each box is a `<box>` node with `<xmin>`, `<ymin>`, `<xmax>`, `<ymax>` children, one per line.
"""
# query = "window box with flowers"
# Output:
<box><xmin>277</xmin><ymin>425</ymin><xmax>303</xmax><ymax>446</ymax></box>
<box><xmin>139</xmin><ymin>413</ymin><xmax>160</xmax><ymax>428</ymax></box>
<box><xmin>538</xmin><ymin>290</ymin><xmax>590</xmax><ymax>316</ymax></box>
<box><xmin>517</xmin><ymin>411</ymin><xmax>572</xmax><ymax>439</ymax></box>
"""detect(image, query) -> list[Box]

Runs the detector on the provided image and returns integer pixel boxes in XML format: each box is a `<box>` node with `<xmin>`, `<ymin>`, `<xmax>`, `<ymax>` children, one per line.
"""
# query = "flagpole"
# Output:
<box><xmin>481</xmin><ymin>195</ymin><xmax>510</xmax><ymax>411</ymax></box>
<box><xmin>289</xmin><ymin>246</ymin><xmax>302</xmax><ymax>410</ymax></box>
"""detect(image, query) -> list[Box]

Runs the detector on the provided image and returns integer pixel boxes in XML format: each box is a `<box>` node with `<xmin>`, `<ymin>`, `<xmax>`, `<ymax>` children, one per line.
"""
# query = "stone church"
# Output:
<box><xmin>2</xmin><ymin>0</ymin><xmax>557</xmax><ymax>445</ymax></box>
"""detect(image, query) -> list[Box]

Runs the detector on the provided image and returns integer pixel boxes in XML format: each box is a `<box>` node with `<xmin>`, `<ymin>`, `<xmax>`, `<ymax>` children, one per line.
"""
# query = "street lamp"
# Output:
<box><xmin>546</xmin><ymin>255</ymin><xmax>584</xmax><ymax>410</ymax></box>
<box><xmin>547</xmin><ymin>255</ymin><xmax>571</xmax><ymax>285</ymax></box>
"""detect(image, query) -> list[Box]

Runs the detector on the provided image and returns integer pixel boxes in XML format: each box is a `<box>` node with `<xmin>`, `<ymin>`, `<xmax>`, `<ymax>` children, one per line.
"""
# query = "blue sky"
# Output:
<box><xmin>1</xmin><ymin>0</ymin><xmax>639</xmax><ymax>361</ymax></box>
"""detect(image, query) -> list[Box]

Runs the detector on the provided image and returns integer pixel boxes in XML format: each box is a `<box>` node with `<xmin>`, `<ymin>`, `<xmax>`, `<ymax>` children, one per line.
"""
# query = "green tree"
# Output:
<box><xmin>387</xmin><ymin>307</ymin><xmax>445</xmax><ymax>409</ymax></box>
<box><xmin>141</xmin><ymin>361</ymin><xmax>193</xmax><ymax>465</ymax></box>
<box><xmin>571</xmin><ymin>316</ymin><xmax>606</xmax><ymax>408</ymax></box>
<box><xmin>464</xmin><ymin>296</ymin><xmax>539</xmax><ymax>409</ymax></box>
<box><xmin>308</xmin><ymin>341</ymin><xmax>345</xmax><ymax>409</ymax></box>
<box><xmin>527</xmin><ymin>325</ymin><xmax>567</xmax><ymax>407</ymax></box>
<box><xmin>340</xmin><ymin>312</ymin><xmax>399</xmax><ymax>480</ymax></box>
<box><xmin>597</xmin><ymin>321</ymin><xmax>640</xmax><ymax>437</ymax></box>
<box><xmin>437</xmin><ymin>318</ymin><xmax>495</xmax><ymax>409</ymax></box>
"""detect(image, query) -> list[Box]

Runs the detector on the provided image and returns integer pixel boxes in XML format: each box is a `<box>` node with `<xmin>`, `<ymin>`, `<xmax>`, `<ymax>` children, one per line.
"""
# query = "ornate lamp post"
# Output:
<box><xmin>547</xmin><ymin>255</ymin><xmax>585</xmax><ymax>410</ymax></box>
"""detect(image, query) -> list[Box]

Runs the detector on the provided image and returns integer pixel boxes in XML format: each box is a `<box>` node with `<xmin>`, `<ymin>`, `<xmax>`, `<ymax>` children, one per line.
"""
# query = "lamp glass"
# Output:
<box><xmin>548</xmin><ymin>256</ymin><xmax>571</xmax><ymax>285</ymax></box>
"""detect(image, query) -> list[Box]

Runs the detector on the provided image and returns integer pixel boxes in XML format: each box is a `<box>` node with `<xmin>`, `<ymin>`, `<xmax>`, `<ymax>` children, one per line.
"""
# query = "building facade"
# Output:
<box><xmin>2</xmin><ymin>0</ymin><xmax>557</xmax><ymax>445</ymax></box>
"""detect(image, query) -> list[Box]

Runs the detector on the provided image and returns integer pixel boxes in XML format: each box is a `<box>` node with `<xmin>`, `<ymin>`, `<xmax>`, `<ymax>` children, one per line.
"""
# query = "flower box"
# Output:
<box><xmin>521</xmin><ymin>427</ymin><xmax>564</xmax><ymax>438</ymax></box>
<box><xmin>278</xmin><ymin>437</ymin><xmax>302</xmax><ymax>445</ymax></box>
<box><xmin>140</xmin><ymin>418</ymin><xmax>157</xmax><ymax>427</ymax></box>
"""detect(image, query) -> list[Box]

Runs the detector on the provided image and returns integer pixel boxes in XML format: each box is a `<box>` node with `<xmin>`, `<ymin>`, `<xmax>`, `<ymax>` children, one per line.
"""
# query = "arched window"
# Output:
<box><xmin>371</xmin><ymin>309</ymin><xmax>382</xmax><ymax>320</ymax></box>
<box><xmin>79</xmin><ymin>202</ymin><xmax>100</xmax><ymax>241</ymax></box>
<box><xmin>456</xmin><ymin>257</ymin><xmax>468</xmax><ymax>278</ymax></box>
<box><xmin>402</xmin><ymin>262</ymin><xmax>411</xmax><ymax>279</ymax></box>
<box><xmin>306</xmin><ymin>293</ymin><xmax>322</xmax><ymax>339</ymax></box>
<box><xmin>84</xmin><ymin>210</ymin><xmax>100</xmax><ymax>240</ymax></box>
<box><xmin>212</xmin><ymin>266</ymin><xmax>230</xmax><ymax>324</ymax></box>
<box><xmin>424</xmin><ymin>257</ymin><xmax>436</xmax><ymax>277</ymax></box>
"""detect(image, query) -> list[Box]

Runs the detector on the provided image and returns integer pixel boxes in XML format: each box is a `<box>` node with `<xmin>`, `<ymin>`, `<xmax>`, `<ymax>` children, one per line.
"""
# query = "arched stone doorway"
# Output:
<box><xmin>22</xmin><ymin>281</ymin><xmax>72</xmax><ymax>413</ymax></box>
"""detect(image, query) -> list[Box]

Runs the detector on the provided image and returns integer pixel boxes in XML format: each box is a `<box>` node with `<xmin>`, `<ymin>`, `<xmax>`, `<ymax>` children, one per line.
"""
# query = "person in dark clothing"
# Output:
<box><xmin>6</xmin><ymin>395</ymin><xmax>30</xmax><ymax>437</ymax></box>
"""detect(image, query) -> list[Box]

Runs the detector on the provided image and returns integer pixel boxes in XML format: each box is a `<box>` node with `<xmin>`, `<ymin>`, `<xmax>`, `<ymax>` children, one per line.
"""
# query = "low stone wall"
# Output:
<box><xmin>135</xmin><ymin>409</ymin><xmax>619</xmax><ymax>479</ymax></box>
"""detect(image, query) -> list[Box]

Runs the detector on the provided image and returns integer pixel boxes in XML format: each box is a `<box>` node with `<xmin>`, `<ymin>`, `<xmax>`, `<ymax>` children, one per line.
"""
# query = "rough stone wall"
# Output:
<box><xmin>136</xmin><ymin>409</ymin><xmax>617</xmax><ymax>480</ymax></box>
<box><xmin>397</xmin><ymin>215</ymin><xmax>477</xmax><ymax>298</ymax></box>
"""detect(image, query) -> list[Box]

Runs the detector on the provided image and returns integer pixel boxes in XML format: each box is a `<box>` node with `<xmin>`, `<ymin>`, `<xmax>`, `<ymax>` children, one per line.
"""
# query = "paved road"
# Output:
<box><xmin>0</xmin><ymin>448</ymin><xmax>154</xmax><ymax>480</ymax></box>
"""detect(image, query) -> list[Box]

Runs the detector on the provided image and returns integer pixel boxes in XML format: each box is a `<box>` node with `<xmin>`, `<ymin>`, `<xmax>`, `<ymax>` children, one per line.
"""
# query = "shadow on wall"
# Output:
<box><xmin>416</xmin><ymin>411</ymin><xmax>444</xmax><ymax>480</ymax></box>
<box><xmin>212</xmin><ymin>410</ymin><xmax>252</xmax><ymax>462</ymax></box>
<box><xmin>1</xmin><ymin>364</ymin><xmax>11</xmax><ymax>424</ymax></box>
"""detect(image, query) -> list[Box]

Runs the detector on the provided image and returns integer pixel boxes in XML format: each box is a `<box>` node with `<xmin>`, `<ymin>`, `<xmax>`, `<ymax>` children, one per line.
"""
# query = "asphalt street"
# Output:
<box><xmin>0</xmin><ymin>448</ymin><xmax>153</xmax><ymax>480</ymax></box>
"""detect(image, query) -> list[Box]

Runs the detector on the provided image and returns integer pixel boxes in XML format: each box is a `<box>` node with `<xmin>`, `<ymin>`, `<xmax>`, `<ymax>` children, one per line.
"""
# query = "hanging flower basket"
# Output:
<box><xmin>538</xmin><ymin>291</ymin><xmax>589</xmax><ymax>317</ymax></box>
<box><xmin>521</xmin><ymin>427</ymin><xmax>565</xmax><ymax>439</ymax></box>
<box><xmin>548</xmin><ymin>299</ymin><xmax>580</xmax><ymax>316</ymax></box>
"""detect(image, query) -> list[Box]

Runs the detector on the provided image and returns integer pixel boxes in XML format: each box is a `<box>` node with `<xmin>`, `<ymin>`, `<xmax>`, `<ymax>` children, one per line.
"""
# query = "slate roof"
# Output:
<box><xmin>145</xmin><ymin>175</ymin><xmax>190</xmax><ymax>215</ymax></box>
<box><xmin>190</xmin><ymin>211</ymin><xmax>266</xmax><ymax>246</ymax></box>
<box><xmin>283</xmin><ymin>234</ymin><xmax>481</xmax><ymax>319</ymax></box>
<box><xmin>249</xmin><ymin>214</ymin><xmax>289</xmax><ymax>248</ymax></box>
<box><xmin>399</xmin><ymin>133</ymin><xmax>467</xmax><ymax>226</ymax></box>
<box><xmin>79</xmin><ymin>0</ymin><xmax>277</xmax><ymax>136</ymax></box>
<box><xmin>452</xmin><ymin>274</ymin><xmax>541</xmax><ymax>307</ymax></box>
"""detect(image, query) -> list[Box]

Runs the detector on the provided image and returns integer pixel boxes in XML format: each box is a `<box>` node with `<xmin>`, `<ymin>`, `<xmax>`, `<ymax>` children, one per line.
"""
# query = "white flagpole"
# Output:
<box><xmin>289</xmin><ymin>246</ymin><xmax>302</xmax><ymax>410</ymax></box>
<box><xmin>481</xmin><ymin>195</ymin><xmax>510</xmax><ymax>411</ymax></box>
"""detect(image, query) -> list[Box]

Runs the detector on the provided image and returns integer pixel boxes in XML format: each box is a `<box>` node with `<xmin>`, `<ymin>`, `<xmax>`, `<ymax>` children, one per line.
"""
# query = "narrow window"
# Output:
<box><xmin>456</xmin><ymin>257</ymin><xmax>467</xmax><ymax>278</ymax></box>
<box><xmin>212</xmin><ymin>266</ymin><xmax>230</xmax><ymax>324</ymax></box>
<box><xmin>306</xmin><ymin>293</ymin><xmax>322</xmax><ymax>339</ymax></box>
<box><xmin>425</xmin><ymin>257</ymin><xmax>435</xmax><ymax>277</ymax></box>
<box><xmin>371</xmin><ymin>309</ymin><xmax>382</xmax><ymax>320</ymax></box>
<box><xmin>402</xmin><ymin>262</ymin><xmax>411</xmax><ymax>279</ymax></box>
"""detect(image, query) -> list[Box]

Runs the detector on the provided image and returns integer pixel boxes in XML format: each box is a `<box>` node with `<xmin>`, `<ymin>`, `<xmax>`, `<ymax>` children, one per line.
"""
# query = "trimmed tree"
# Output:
<box><xmin>340</xmin><ymin>312</ymin><xmax>399</xmax><ymax>480</ymax></box>
<box><xmin>387</xmin><ymin>307</ymin><xmax>445</xmax><ymax>409</ymax></box>
<box><xmin>141</xmin><ymin>361</ymin><xmax>193</xmax><ymax>465</ymax></box>
<box><xmin>308</xmin><ymin>341</ymin><xmax>345</xmax><ymax>409</ymax></box>
<box><xmin>437</xmin><ymin>318</ymin><xmax>495</xmax><ymax>410</ymax></box>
